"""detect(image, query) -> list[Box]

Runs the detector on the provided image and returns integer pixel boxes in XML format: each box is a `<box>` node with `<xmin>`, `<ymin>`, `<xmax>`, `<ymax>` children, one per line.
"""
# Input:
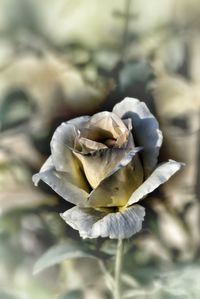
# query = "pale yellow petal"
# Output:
<box><xmin>78</xmin><ymin>137</ymin><xmax>107</xmax><ymax>152</ymax></box>
<box><xmin>87</xmin><ymin>150</ymin><xmax>144</xmax><ymax>207</ymax></box>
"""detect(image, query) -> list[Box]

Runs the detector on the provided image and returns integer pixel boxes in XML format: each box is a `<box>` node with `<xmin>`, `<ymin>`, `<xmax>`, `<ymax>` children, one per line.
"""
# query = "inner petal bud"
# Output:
<box><xmin>88</xmin><ymin>111</ymin><xmax>129</xmax><ymax>148</ymax></box>
<box><xmin>72</xmin><ymin>112</ymin><xmax>132</xmax><ymax>189</ymax></box>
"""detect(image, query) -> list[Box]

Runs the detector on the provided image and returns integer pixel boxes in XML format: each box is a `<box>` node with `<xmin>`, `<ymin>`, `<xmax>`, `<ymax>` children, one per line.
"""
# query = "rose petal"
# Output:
<box><xmin>78</xmin><ymin>136</ymin><xmax>107</xmax><ymax>152</ymax></box>
<box><xmin>74</xmin><ymin>134</ymin><xmax>139</xmax><ymax>189</ymax></box>
<box><xmin>32</xmin><ymin>156</ymin><xmax>89</xmax><ymax>206</ymax></box>
<box><xmin>123</xmin><ymin>118</ymin><xmax>132</xmax><ymax>131</ymax></box>
<box><xmin>50</xmin><ymin>116</ymin><xmax>90</xmax><ymax>190</ymax></box>
<box><xmin>51</xmin><ymin>116</ymin><xmax>90</xmax><ymax>164</ymax></box>
<box><xmin>113</xmin><ymin>97</ymin><xmax>163</xmax><ymax>176</ymax></box>
<box><xmin>108</xmin><ymin>146</ymin><xmax>143</xmax><ymax>176</ymax></box>
<box><xmin>67</xmin><ymin>116</ymin><xmax>91</xmax><ymax>127</ymax></box>
<box><xmin>89</xmin><ymin>111</ymin><xmax>129</xmax><ymax>147</ymax></box>
<box><xmin>79</xmin><ymin>126</ymin><xmax>113</xmax><ymax>143</ymax></box>
<box><xmin>36</xmin><ymin>156</ymin><xmax>54</xmax><ymax>174</ymax></box>
<box><xmin>77</xmin><ymin>126</ymin><xmax>116</xmax><ymax>154</ymax></box>
<box><xmin>74</xmin><ymin>148</ymin><xmax>122</xmax><ymax>189</ymax></box>
<box><xmin>32</xmin><ymin>156</ymin><xmax>54</xmax><ymax>187</ymax></box>
<box><xmin>127</xmin><ymin>160</ymin><xmax>184</xmax><ymax>206</ymax></box>
<box><xmin>87</xmin><ymin>147</ymin><xmax>143</xmax><ymax>207</ymax></box>
<box><xmin>60</xmin><ymin>204</ymin><xmax>145</xmax><ymax>239</ymax></box>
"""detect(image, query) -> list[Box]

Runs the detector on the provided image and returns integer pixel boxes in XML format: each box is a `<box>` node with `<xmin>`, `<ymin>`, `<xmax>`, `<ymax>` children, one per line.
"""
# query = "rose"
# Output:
<box><xmin>33</xmin><ymin>97</ymin><xmax>183</xmax><ymax>239</ymax></box>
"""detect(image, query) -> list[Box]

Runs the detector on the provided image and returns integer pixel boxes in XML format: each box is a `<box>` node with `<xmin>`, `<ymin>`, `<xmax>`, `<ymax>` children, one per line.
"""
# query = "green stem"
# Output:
<box><xmin>114</xmin><ymin>239</ymin><xmax>124</xmax><ymax>299</ymax></box>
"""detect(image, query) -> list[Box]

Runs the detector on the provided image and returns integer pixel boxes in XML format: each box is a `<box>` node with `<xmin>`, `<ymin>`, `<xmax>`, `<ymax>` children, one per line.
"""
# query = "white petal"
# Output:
<box><xmin>113</xmin><ymin>97</ymin><xmax>163</xmax><ymax>176</ymax></box>
<box><xmin>127</xmin><ymin>160</ymin><xmax>184</xmax><ymax>206</ymax></box>
<box><xmin>67</xmin><ymin>116</ymin><xmax>90</xmax><ymax>126</ymax></box>
<box><xmin>51</xmin><ymin>116</ymin><xmax>90</xmax><ymax>170</ymax></box>
<box><xmin>60</xmin><ymin>205</ymin><xmax>145</xmax><ymax>239</ymax></box>
<box><xmin>50</xmin><ymin>116</ymin><xmax>90</xmax><ymax>190</ymax></box>
<box><xmin>32</xmin><ymin>156</ymin><xmax>54</xmax><ymax>186</ymax></box>
<box><xmin>32</xmin><ymin>158</ymin><xmax>89</xmax><ymax>207</ymax></box>
<box><xmin>37</xmin><ymin>156</ymin><xmax>54</xmax><ymax>174</ymax></box>
<box><xmin>60</xmin><ymin>207</ymin><xmax>105</xmax><ymax>236</ymax></box>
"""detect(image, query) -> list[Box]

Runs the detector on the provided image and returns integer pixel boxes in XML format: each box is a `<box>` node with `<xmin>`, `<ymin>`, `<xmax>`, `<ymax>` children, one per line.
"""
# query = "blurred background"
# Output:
<box><xmin>0</xmin><ymin>0</ymin><xmax>200</xmax><ymax>298</ymax></box>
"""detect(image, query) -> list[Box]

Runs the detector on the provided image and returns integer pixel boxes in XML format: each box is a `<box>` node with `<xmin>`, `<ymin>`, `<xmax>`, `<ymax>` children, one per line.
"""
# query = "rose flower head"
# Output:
<box><xmin>33</xmin><ymin>98</ymin><xmax>183</xmax><ymax>239</ymax></box>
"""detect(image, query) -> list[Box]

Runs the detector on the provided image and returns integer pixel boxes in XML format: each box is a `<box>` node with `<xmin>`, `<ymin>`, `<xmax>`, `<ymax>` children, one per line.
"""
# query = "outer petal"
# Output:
<box><xmin>60</xmin><ymin>204</ymin><xmax>145</xmax><ymax>239</ymax></box>
<box><xmin>50</xmin><ymin>116</ymin><xmax>90</xmax><ymax>190</ymax></box>
<box><xmin>32</xmin><ymin>156</ymin><xmax>89</xmax><ymax>207</ymax></box>
<box><xmin>127</xmin><ymin>160</ymin><xmax>184</xmax><ymax>206</ymax></box>
<box><xmin>113</xmin><ymin>97</ymin><xmax>163</xmax><ymax>176</ymax></box>
<box><xmin>87</xmin><ymin>147</ymin><xmax>143</xmax><ymax>207</ymax></box>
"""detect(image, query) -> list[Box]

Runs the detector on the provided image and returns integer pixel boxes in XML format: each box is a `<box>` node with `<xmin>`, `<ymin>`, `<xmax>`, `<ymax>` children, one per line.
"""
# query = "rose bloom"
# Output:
<box><xmin>33</xmin><ymin>98</ymin><xmax>183</xmax><ymax>239</ymax></box>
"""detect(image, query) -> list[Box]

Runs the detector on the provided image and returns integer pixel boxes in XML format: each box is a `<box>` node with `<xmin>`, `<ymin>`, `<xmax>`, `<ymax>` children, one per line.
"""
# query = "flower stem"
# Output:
<box><xmin>114</xmin><ymin>239</ymin><xmax>124</xmax><ymax>299</ymax></box>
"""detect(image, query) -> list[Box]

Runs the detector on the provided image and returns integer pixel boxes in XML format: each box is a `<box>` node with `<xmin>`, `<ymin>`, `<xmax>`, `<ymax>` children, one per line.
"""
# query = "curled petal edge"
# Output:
<box><xmin>32</xmin><ymin>156</ymin><xmax>89</xmax><ymax>207</ymax></box>
<box><xmin>113</xmin><ymin>97</ymin><xmax>163</xmax><ymax>176</ymax></box>
<box><xmin>127</xmin><ymin>159</ymin><xmax>184</xmax><ymax>206</ymax></box>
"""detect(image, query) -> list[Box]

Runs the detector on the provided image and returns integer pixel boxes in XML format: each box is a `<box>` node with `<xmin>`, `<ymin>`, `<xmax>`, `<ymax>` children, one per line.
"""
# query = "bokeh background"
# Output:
<box><xmin>0</xmin><ymin>0</ymin><xmax>200</xmax><ymax>298</ymax></box>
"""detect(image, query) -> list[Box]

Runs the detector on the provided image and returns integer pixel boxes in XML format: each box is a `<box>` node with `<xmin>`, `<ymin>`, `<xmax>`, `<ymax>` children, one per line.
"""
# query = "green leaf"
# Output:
<box><xmin>0</xmin><ymin>290</ymin><xmax>26</xmax><ymax>299</ymax></box>
<box><xmin>33</xmin><ymin>241</ymin><xmax>98</xmax><ymax>274</ymax></box>
<box><xmin>119</xmin><ymin>61</ymin><xmax>152</xmax><ymax>92</ymax></box>
<box><xmin>60</xmin><ymin>290</ymin><xmax>83</xmax><ymax>299</ymax></box>
<box><xmin>0</xmin><ymin>89</ymin><xmax>35</xmax><ymax>131</ymax></box>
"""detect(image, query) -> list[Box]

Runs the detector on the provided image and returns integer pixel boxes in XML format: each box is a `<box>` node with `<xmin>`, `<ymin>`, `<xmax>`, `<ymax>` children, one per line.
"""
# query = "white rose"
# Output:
<box><xmin>33</xmin><ymin>97</ymin><xmax>183</xmax><ymax>239</ymax></box>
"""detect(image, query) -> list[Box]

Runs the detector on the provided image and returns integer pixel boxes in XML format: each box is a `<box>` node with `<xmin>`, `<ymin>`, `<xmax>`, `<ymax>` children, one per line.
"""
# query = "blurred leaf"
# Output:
<box><xmin>0</xmin><ymin>133</ymin><xmax>42</xmax><ymax>168</ymax></box>
<box><xmin>119</xmin><ymin>61</ymin><xmax>152</xmax><ymax>92</ymax></box>
<box><xmin>60</xmin><ymin>290</ymin><xmax>83</xmax><ymax>299</ymax></box>
<box><xmin>94</xmin><ymin>50</ymin><xmax>119</xmax><ymax>72</ymax></box>
<box><xmin>123</xmin><ymin>264</ymin><xmax>200</xmax><ymax>299</ymax></box>
<box><xmin>0</xmin><ymin>89</ymin><xmax>35</xmax><ymax>131</ymax></box>
<box><xmin>158</xmin><ymin>265</ymin><xmax>200</xmax><ymax>299</ymax></box>
<box><xmin>0</xmin><ymin>290</ymin><xmax>26</xmax><ymax>299</ymax></box>
<box><xmin>100</xmin><ymin>239</ymin><xmax>117</xmax><ymax>256</ymax></box>
<box><xmin>33</xmin><ymin>241</ymin><xmax>98</xmax><ymax>274</ymax></box>
<box><xmin>0</xmin><ymin>161</ymin><xmax>56</xmax><ymax>215</ymax></box>
<box><xmin>122</xmin><ymin>273</ymin><xmax>139</xmax><ymax>288</ymax></box>
<box><xmin>124</xmin><ymin>289</ymin><xmax>152</xmax><ymax>298</ymax></box>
